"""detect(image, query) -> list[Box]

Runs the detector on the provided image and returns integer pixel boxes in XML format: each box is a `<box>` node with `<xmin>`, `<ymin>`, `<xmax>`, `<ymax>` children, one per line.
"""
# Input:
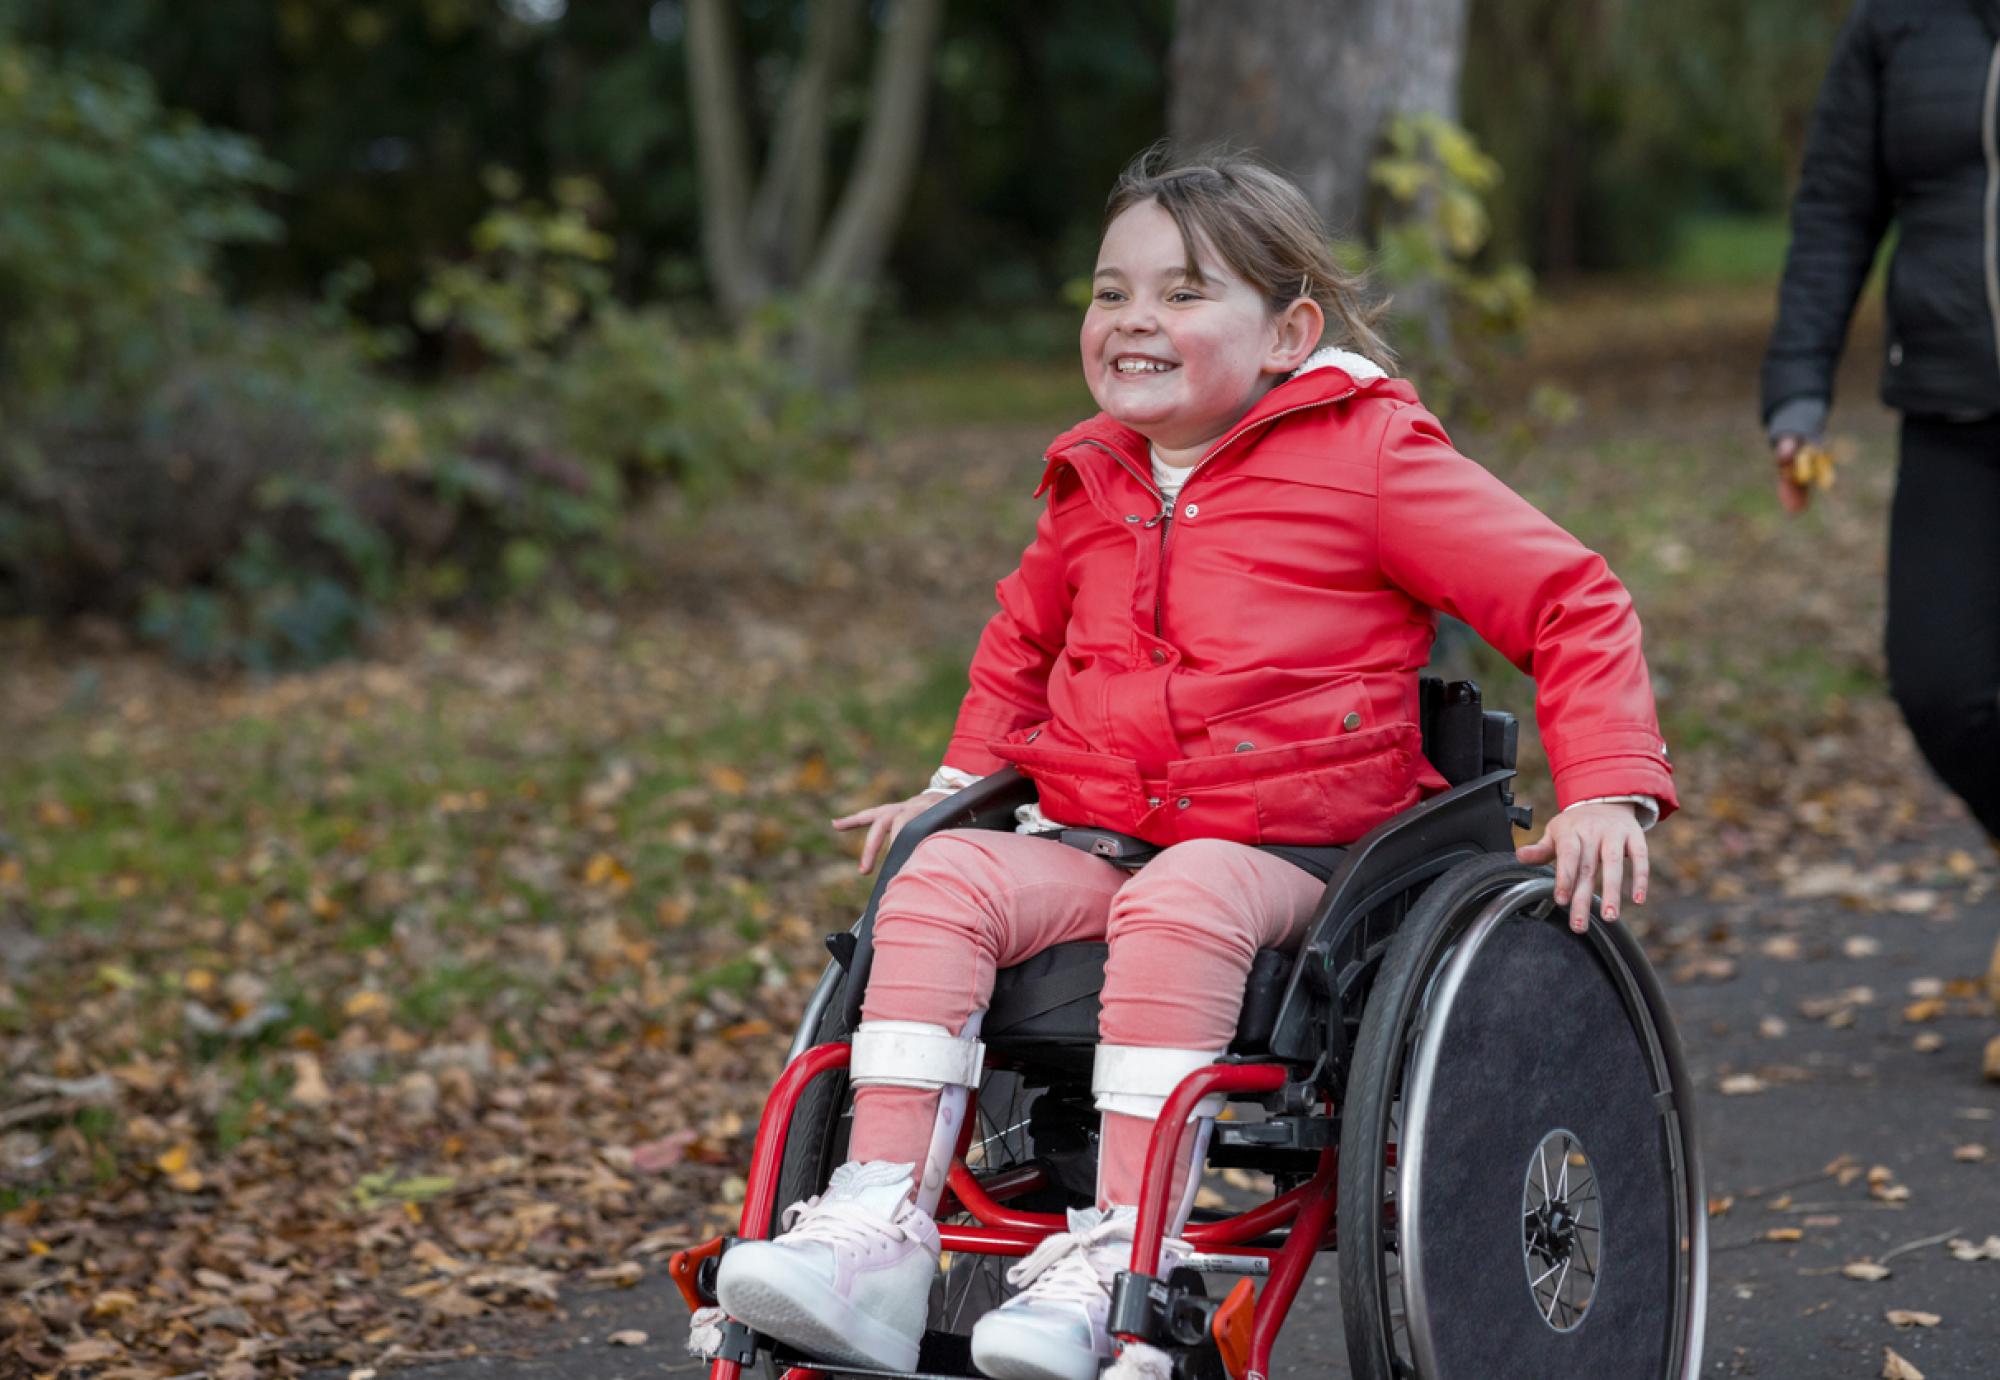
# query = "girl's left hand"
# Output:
<box><xmin>1515</xmin><ymin>802</ymin><xmax>1648</xmax><ymax>934</ymax></box>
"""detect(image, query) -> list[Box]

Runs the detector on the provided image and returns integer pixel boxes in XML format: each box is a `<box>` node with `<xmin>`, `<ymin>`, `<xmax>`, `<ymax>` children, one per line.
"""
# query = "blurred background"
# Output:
<box><xmin>6</xmin><ymin>3</ymin><xmax>1993</xmax><ymax>1378</ymax></box>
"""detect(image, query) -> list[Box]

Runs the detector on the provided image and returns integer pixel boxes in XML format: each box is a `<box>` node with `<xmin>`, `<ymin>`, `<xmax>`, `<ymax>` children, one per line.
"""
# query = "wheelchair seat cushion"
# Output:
<box><xmin>982</xmin><ymin>942</ymin><xmax>1297</xmax><ymax>1069</ymax></box>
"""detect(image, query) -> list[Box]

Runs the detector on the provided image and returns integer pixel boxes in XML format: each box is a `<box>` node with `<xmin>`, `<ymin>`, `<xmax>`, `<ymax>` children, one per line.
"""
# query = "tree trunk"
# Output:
<box><xmin>684</xmin><ymin>0</ymin><xmax>765</xmax><ymax>323</ymax></box>
<box><xmin>683</xmin><ymin>0</ymin><xmax>941</xmax><ymax>389</ymax></box>
<box><xmin>1168</xmin><ymin>0</ymin><xmax>1468</xmax><ymax>239</ymax></box>
<box><xmin>799</xmin><ymin>0</ymin><xmax>943</xmax><ymax>387</ymax></box>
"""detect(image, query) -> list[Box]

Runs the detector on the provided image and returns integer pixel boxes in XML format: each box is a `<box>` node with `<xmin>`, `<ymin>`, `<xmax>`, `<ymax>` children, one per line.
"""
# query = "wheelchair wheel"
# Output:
<box><xmin>768</xmin><ymin>969</ymin><xmax>1077</xmax><ymax>1368</ymax></box>
<box><xmin>1337</xmin><ymin>854</ymin><xmax>1705</xmax><ymax>1380</ymax></box>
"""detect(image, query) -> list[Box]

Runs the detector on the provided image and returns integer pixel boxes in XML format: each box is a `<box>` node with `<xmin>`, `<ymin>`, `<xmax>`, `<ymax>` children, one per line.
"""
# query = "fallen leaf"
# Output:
<box><xmin>343</xmin><ymin>989</ymin><xmax>390</xmax><ymax>1020</ymax></box>
<box><xmin>1882</xmin><ymin>1346</ymin><xmax>1925</xmax><ymax>1379</ymax></box>
<box><xmin>64</xmin><ymin>1337</ymin><xmax>126</xmax><ymax>1364</ymax></box>
<box><xmin>1902</xmin><ymin>998</ymin><xmax>1946</xmax><ymax>1023</ymax></box>
<box><xmin>1765</xmin><ymin>1227</ymin><xmax>1803</xmax><ymax>1242</ymax></box>
<box><xmin>629</xmin><ymin>1129</ymin><xmax>699</xmax><ymax>1174</ymax></box>
<box><xmin>1953</xmin><ymin>1143</ymin><xmax>1988</xmax><ymax>1162</ymax></box>
<box><xmin>1707</xmin><ymin>1195</ymin><xmax>1734</xmax><ymax>1218</ymax></box>
<box><xmin>1718</xmin><ymin>1073</ymin><xmax>1767</xmax><ymax>1096</ymax></box>
<box><xmin>1760</xmin><ymin>935</ymin><xmax>1802</xmax><ymax>960</ymax></box>
<box><xmin>608</xmin><ymin>1330</ymin><xmax>649</xmax><ymax>1347</ymax></box>
<box><xmin>1985</xmin><ymin>1034</ymin><xmax>2000</xmax><ymax>1082</ymax></box>
<box><xmin>289</xmin><ymin>1051</ymin><xmax>332</xmax><ymax>1108</ymax></box>
<box><xmin>1843</xmin><ymin>1261</ymin><xmax>1892</xmax><ymax>1281</ymax></box>
<box><xmin>1758</xmin><ymin>1015</ymin><xmax>1788</xmax><ymax>1039</ymax></box>
<box><xmin>1844</xmin><ymin>935</ymin><xmax>1883</xmax><ymax>959</ymax></box>
<box><xmin>705</xmin><ymin>764</ymin><xmax>749</xmax><ymax>795</ymax></box>
<box><xmin>585</xmin><ymin>1261</ymin><xmax>644</xmax><ymax>1288</ymax></box>
<box><xmin>1912</xmin><ymin>1033</ymin><xmax>1944</xmax><ymax>1054</ymax></box>
<box><xmin>1948</xmin><ymin>1235</ymin><xmax>2000</xmax><ymax>1261</ymax></box>
<box><xmin>1885</xmin><ymin>1310</ymin><xmax>1940</xmax><ymax>1328</ymax></box>
<box><xmin>582</xmin><ymin>852</ymin><xmax>632</xmax><ymax>894</ymax></box>
<box><xmin>88</xmin><ymin>1289</ymin><xmax>139</xmax><ymax>1318</ymax></box>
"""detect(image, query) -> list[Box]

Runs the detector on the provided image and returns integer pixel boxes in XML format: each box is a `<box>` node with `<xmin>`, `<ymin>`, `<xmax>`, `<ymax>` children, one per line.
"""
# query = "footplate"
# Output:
<box><xmin>769</xmin><ymin>1330</ymin><xmax>978</xmax><ymax>1379</ymax></box>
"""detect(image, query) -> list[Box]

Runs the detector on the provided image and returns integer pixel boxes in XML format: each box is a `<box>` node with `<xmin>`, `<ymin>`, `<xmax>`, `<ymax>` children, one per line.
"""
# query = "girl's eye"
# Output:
<box><xmin>1094</xmin><ymin>289</ymin><xmax>1125</xmax><ymax>304</ymax></box>
<box><xmin>1167</xmin><ymin>290</ymin><xmax>1201</xmax><ymax>304</ymax></box>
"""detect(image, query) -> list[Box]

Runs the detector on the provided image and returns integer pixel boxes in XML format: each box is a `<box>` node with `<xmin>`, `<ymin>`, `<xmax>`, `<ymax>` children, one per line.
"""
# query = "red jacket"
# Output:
<box><xmin>943</xmin><ymin>362</ymin><xmax>1677</xmax><ymax>846</ymax></box>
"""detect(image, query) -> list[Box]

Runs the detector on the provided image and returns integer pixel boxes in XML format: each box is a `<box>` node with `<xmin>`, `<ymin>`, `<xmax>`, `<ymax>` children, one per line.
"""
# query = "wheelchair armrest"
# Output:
<box><xmin>839</xmin><ymin>767</ymin><xmax>1038</xmax><ymax>1026</ymax></box>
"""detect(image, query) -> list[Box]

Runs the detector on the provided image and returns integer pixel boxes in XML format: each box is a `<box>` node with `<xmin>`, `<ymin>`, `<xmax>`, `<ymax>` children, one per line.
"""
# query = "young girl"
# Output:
<box><xmin>715</xmin><ymin>148</ymin><xmax>1677</xmax><ymax>1380</ymax></box>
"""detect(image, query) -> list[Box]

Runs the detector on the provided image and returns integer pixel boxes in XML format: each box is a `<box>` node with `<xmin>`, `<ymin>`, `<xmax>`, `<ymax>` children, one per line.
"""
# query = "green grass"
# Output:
<box><xmin>1663</xmin><ymin>213</ymin><xmax>1791</xmax><ymax>284</ymax></box>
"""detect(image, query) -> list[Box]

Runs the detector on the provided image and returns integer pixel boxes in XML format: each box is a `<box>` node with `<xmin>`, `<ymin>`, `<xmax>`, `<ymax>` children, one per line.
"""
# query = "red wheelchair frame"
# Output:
<box><xmin>671</xmin><ymin>1044</ymin><xmax>1345</xmax><ymax>1380</ymax></box>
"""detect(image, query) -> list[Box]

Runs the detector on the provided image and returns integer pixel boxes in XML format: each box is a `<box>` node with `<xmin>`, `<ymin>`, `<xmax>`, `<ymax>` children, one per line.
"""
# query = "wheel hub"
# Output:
<box><xmin>1521</xmin><ymin>1129</ymin><xmax>1601</xmax><ymax>1332</ymax></box>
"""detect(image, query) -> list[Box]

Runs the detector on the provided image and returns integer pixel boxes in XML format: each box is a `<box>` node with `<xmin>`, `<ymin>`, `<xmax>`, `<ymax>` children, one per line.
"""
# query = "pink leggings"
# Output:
<box><xmin>851</xmin><ymin>829</ymin><xmax>1324</xmax><ymax>1207</ymax></box>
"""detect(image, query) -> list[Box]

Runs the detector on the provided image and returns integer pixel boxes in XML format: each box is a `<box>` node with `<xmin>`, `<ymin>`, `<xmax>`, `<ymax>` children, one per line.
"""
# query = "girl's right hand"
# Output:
<box><xmin>1772</xmin><ymin>433</ymin><xmax>1812</xmax><ymax>515</ymax></box>
<box><xmin>833</xmin><ymin>791</ymin><xmax>949</xmax><ymax>874</ymax></box>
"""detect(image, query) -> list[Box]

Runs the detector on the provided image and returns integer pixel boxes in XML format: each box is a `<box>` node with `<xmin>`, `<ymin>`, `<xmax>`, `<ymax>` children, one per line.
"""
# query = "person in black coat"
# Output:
<box><xmin>1763</xmin><ymin>0</ymin><xmax>2000</xmax><ymax>1032</ymax></box>
<box><xmin>1762</xmin><ymin>0</ymin><xmax>2000</xmax><ymax>833</ymax></box>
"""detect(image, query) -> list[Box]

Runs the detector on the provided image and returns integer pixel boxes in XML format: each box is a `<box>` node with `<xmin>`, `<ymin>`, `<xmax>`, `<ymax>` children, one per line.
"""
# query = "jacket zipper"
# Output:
<box><xmin>1983</xmin><ymin>37</ymin><xmax>2000</xmax><ymax>386</ymax></box>
<box><xmin>1076</xmin><ymin>388</ymin><xmax>1358</xmax><ymax>635</ymax></box>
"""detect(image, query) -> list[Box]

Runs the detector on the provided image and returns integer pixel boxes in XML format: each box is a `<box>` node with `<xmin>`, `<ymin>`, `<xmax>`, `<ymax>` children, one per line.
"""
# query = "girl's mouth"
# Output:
<box><xmin>1112</xmin><ymin>356</ymin><xmax>1177</xmax><ymax>375</ymax></box>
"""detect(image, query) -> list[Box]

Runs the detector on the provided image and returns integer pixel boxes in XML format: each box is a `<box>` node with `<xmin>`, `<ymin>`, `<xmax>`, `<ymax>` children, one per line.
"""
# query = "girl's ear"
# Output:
<box><xmin>1265</xmin><ymin>295</ymin><xmax>1325</xmax><ymax>374</ymax></box>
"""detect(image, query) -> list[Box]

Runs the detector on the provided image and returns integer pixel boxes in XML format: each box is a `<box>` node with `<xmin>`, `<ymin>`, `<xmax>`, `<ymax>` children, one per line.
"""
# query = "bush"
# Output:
<box><xmin>0</xmin><ymin>40</ymin><xmax>283</xmax><ymax>403</ymax></box>
<box><xmin>0</xmin><ymin>46</ymin><xmax>849</xmax><ymax>671</ymax></box>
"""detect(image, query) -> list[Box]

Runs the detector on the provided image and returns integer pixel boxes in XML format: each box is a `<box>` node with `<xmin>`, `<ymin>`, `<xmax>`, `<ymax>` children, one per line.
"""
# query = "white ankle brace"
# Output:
<box><xmin>1090</xmin><ymin>1043</ymin><xmax>1228</xmax><ymax>1121</ymax></box>
<box><xmin>849</xmin><ymin>1019</ymin><xmax>986</xmax><ymax>1091</ymax></box>
<box><xmin>850</xmin><ymin>1016</ymin><xmax>986</xmax><ymax>1217</ymax></box>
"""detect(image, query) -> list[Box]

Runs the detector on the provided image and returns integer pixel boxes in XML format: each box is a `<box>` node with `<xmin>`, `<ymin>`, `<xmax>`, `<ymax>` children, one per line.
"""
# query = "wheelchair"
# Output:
<box><xmin>671</xmin><ymin>679</ymin><xmax>1707</xmax><ymax>1380</ymax></box>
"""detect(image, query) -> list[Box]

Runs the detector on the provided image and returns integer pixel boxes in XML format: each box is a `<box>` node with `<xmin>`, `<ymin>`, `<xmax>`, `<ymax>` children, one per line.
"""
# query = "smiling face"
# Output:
<box><xmin>1081</xmin><ymin>199</ymin><xmax>1319</xmax><ymax>464</ymax></box>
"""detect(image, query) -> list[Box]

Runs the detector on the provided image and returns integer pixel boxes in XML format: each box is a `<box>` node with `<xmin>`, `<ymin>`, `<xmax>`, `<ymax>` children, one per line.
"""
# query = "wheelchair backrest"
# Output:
<box><xmin>1418</xmin><ymin>676</ymin><xmax>1519</xmax><ymax>786</ymax></box>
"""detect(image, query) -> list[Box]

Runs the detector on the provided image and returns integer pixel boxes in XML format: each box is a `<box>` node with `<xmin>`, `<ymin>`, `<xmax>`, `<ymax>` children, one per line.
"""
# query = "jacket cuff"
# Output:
<box><xmin>1766</xmin><ymin>395</ymin><xmax>1829</xmax><ymax>443</ymax></box>
<box><xmin>943</xmin><ymin>735</ymin><xmax>1011</xmax><ymax>776</ymax></box>
<box><xmin>1552</xmin><ymin>759</ymin><xmax>1678</xmax><ymax>820</ymax></box>
<box><xmin>926</xmin><ymin>764</ymin><xmax>985</xmax><ymax>796</ymax></box>
<box><xmin>1564</xmin><ymin>794</ymin><xmax>1660</xmax><ymax>829</ymax></box>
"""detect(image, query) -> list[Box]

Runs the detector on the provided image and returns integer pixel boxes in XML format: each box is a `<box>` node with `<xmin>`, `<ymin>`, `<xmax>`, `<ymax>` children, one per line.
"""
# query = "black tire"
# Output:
<box><xmin>766</xmin><ymin>968</ymin><xmax>1070</xmax><ymax>1365</ymax></box>
<box><xmin>1337</xmin><ymin>855</ymin><xmax>1705</xmax><ymax>1380</ymax></box>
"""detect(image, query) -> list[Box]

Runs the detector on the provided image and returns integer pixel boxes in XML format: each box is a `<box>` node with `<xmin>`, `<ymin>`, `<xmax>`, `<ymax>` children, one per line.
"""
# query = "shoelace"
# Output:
<box><xmin>778</xmin><ymin>1195</ymin><xmax>914</xmax><ymax>1252</ymax></box>
<box><xmin>1004</xmin><ymin>1217</ymin><xmax>1131</xmax><ymax>1309</ymax></box>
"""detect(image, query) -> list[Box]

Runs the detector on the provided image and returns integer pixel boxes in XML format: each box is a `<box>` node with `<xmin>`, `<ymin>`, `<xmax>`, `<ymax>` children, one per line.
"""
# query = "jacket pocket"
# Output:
<box><xmin>990</xmin><ymin>735</ymin><xmax>1147</xmax><ymax>826</ymax></box>
<box><xmin>1203</xmin><ymin>675</ymin><xmax>1372</xmax><ymax>756</ymax></box>
<box><xmin>1169</xmin><ymin>723</ymin><xmax>1421</xmax><ymax>845</ymax></box>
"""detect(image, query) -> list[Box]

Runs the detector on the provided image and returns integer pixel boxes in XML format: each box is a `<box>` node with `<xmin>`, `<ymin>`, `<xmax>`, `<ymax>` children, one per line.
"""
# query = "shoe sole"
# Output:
<box><xmin>717</xmin><ymin>1250</ymin><xmax>922</xmax><ymax>1372</ymax></box>
<box><xmin>970</xmin><ymin>1313</ymin><xmax>1106</xmax><ymax>1380</ymax></box>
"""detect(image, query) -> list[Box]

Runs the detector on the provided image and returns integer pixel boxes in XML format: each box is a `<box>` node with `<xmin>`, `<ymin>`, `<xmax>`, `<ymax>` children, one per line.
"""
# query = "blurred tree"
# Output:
<box><xmin>685</xmin><ymin>0</ymin><xmax>942</xmax><ymax>387</ymax></box>
<box><xmin>1461</xmin><ymin>0</ymin><xmax>1853</xmax><ymax>274</ymax></box>
<box><xmin>1167</xmin><ymin>0</ymin><xmax>1469</xmax><ymax>239</ymax></box>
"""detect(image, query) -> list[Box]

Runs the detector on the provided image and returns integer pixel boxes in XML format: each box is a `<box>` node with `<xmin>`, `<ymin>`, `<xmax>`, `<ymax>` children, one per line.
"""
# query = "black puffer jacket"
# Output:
<box><xmin>1761</xmin><ymin>0</ymin><xmax>2000</xmax><ymax>431</ymax></box>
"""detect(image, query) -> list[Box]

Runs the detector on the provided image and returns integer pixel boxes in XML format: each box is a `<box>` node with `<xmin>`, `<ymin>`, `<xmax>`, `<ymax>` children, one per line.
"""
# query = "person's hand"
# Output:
<box><xmin>833</xmin><ymin>791</ymin><xmax>948</xmax><ymax>873</ymax></box>
<box><xmin>1515</xmin><ymin>802</ymin><xmax>1648</xmax><ymax>934</ymax></box>
<box><xmin>1773</xmin><ymin>433</ymin><xmax>1812</xmax><ymax>515</ymax></box>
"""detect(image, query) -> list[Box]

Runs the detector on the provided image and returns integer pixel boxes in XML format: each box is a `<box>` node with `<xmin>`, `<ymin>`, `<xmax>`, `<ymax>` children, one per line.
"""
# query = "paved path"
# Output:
<box><xmin>331</xmin><ymin>839</ymin><xmax>2000</xmax><ymax>1380</ymax></box>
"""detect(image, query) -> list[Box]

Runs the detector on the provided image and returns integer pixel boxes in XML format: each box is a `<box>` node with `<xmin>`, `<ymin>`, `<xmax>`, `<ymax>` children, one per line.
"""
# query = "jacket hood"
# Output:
<box><xmin>1040</xmin><ymin>347</ymin><xmax>1413</xmax><ymax>475</ymax></box>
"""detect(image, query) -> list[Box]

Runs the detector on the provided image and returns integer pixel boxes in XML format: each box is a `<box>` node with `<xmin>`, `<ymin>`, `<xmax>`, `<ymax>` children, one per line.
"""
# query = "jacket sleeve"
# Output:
<box><xmin>942</xmin><ymin>496</ymin><xmax>1071</xmax><ymax>774</ymax></box>
<box><xmin>1375</xmin><ymin>406</ymin><xmax>1678</xmax><ymax>818</ymax></box>
<box><xmin>1760</xmin><ymin>0</ymin><xmax>1891</xmax><ymax>423</ymax></box>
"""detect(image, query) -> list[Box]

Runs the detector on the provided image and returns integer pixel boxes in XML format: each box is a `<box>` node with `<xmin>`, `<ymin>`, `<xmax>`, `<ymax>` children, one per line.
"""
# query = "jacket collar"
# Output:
<box><xmin>1036</xmin><ymin>351</ymin><xmax>1409</xmax><ymax>495</ymax></box>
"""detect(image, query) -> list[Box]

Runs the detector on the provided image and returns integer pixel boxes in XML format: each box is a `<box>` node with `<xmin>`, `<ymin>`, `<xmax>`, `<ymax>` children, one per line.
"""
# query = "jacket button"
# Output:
<box><xmin>1176</xmin><ymin>797</ymin><xmax>1191</xmax><ymax>810</ymax></box>
<box><xmin>1146</xmin><ymin>796</ymin><xmax>1163</xmax><ymax>808</ymax></box>
<box><xmin>1183</xmin><ymin>503</ymin><xmax>1199</xmax><ymax>518</ymax></box>
<box><xmin>1125</xmin><ymin>514</ymin><xmax>1141</xmax><ymax>523</ymax></box>
<box><xmin>1149</xmin><ymin>648</ymin><xmax>1168</xmax><ymax>665</ymax></box>
<box><xmin>1234</xmin><ymin>741</ymin><xmax>1255</xmax><ymax>753</ymax></box>
<box><xmin>1342</xmin><ymin>711</ymin><xmax>1362</xmax><ymax>731</ymax></box>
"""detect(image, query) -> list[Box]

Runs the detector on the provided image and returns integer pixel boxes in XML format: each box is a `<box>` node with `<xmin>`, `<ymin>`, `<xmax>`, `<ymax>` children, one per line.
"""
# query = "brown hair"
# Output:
<box><xmin>1102</xmin><ymin>143</ymin><xmax>1395</xmax><ymax>371</ymax></box>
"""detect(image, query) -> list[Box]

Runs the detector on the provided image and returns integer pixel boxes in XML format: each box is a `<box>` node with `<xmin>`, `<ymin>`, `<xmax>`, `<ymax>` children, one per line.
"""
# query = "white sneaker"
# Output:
<box><xmin>970</xmin><ymin>1206</ymin><xmax>1184</xmax><ymax>1380</ymax></box>
<box><xmin>716</xmin><ymin>1161</ymin><xmax>940</xmax><ymax>1371</ymax></box>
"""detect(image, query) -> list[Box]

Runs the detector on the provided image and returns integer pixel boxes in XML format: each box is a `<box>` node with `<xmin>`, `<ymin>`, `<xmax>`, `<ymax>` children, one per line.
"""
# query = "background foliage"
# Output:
<box><xmin>0</xmin><ymin>0</ymin><xmax>1852</xmax><ymax>669</ymax></box>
